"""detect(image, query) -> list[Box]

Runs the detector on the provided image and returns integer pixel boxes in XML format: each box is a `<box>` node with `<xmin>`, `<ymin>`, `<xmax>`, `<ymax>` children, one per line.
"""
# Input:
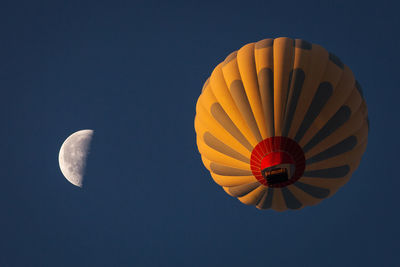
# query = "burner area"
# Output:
<box><xmin>250</xmin><ymin>137</ymin><xmax>305</xmax><ymax>187</ymax></box>
<box><xmin>261</xmin><ymin>167</ymin><xmax>289</xmax><ymax>185</ymax></box>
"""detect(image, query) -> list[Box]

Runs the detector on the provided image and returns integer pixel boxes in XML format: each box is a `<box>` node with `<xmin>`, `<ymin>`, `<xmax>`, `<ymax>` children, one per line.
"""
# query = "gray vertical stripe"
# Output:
<box><xmin>306</xmin><ymin>136</ymin><xmax>357</xmax><ymax>165</ymax></box>
<box><xmin>282</xmin><ymin>69</ymin><xmax>305</xmax><ymax>137</ymax></box>
<box><xmin>295</xmin><ymin>82</ymin><xmax>333</xmax><ymax>142</ymax></box>
<box><xmin>295</xmin><ymin>39</ymin><xmax>312</xmax><ymax>50</ymax></box>
<box><xmin>281</xmin><ymin>187</ymin><xmax>302</xmax><ymax>209</ymax></box>
<box><xmin>282</xmin><ymin>70</ymin><xmax>293</xmax><ymax>121</ymax></box>
<box><xmin>302</xmin><ymin>106</ymin><xmax>352</xmax><ymax>153</ymax></box>
<box><xmin>226</xmin><ymin>182</ymin><xmax>261</xmax><ymax>197</ymax></box>
<box><xmin>255</xmin><ymin>38</ymin><xmax>274</xmax><ymax>49</ymax></box>
<box><xmin>303</xmin><ymin>165</ymin><xmax>350</xmax><ymax>178</ymax></box>
<box><xmin>203</xmin><ymin>132</ymin><xmax>249</xmax><ymax>163</ymax></box>
<box><xmin>329</xmin><ymin>52</ymin><xmax>344</xmax><ymax>69</ymax></box>
<box><xmin>256</xmin><ymin>188</ymin><xmax>274</xmax><ymax>209</ymax></box>
<box><xmin>258</xmin><ymin>68</ymin><xmax>274</xmax><ymax>136</ymax></box>
<box><xmin>210</xmin><ymin>163</ymin><xmax>253</xmax><ymax>176</ymax></box>
<box><xmin>230</xmin><ymin>80</ymin><xmax>263</xmax><ymax>142</ymax></box>
<box><xmin>294</xmin><ymin>181</ymin><xmax>330</xmax><ymax>199</ymax></box>
<box><xmin>210</xmin><ymin>103</ymin><xmax>253</xmax><ymax>151</ymax></box>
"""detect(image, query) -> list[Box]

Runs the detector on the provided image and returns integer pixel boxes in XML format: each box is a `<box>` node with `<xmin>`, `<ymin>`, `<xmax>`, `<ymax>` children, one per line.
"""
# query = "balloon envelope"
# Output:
<box><xmin>194</xmin><ymin>37</ymin><xmax>369</xmax><ymax>211</ymax></box>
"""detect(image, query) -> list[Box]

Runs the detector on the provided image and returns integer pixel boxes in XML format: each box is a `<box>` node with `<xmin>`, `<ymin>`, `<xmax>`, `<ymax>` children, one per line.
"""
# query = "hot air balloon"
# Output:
<box><xmin>194</xmin><ymin>37</ymin><xmax>368</xmax><ymax>211</ymax></box>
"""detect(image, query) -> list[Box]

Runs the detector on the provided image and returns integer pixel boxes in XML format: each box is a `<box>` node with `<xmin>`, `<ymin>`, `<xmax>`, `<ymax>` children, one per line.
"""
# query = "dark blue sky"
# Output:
<box><xmin>1</xmin><ymin>0</ymin><xmax>399</xmax><ymax>266</ymax></box>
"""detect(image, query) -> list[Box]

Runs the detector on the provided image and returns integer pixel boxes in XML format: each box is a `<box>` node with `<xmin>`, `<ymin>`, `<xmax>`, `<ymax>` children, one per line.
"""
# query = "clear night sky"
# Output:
<box><xmin>1</xmin><ymin>0</ymin><xmax>399</xmax><ymax>266</ymax></box>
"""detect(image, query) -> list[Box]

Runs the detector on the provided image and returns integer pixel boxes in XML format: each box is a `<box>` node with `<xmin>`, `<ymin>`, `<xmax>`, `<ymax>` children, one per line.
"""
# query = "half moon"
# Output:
<box><xmin>58</xmin><ymin>129</ymin><xmax>94</xmax><ymax>187</ymax></box>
